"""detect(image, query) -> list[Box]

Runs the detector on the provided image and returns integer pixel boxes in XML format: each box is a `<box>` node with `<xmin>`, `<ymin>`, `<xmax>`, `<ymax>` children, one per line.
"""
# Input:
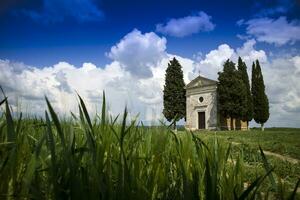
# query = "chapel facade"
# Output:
<box><xmin>185</xmin><ymin>75</ymin><xmax>247</xmax><ymax>130</ymax></box>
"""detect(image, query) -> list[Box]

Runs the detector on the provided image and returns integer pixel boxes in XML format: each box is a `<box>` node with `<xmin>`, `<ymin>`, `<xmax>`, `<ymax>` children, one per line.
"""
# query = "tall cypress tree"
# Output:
<box><xmin>217</xmin><ymin>59</ymin><xmax>246</xmax><ymax>130</ymax></box>
<box><xmin>251</xmin><ymin>60</ymin><xmax>269</xmax><ymax>131</ymax></box>
<box><xmin>237</xmin><ymin>57</ymin><xmax>253</xmax><ymax>129</ymax></box>
<box><xmin>217</xmin><ymin>60</ymin><xmax>236</xmax><ymax>118</ymax></box>
<box><xmin>163</xmin><ymin>57</ymin><xmax>186</xmax><ymax>130</ymax></box>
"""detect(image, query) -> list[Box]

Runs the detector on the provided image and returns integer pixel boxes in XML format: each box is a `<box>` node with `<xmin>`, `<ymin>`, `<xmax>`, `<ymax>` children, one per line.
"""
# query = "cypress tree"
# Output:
<box><xmin>163</xmin><ymin>57</ymin><xmax>186</xmax><ymax>130</ymax></box>
<box><xmin>217</xmin><ymin>59</ymin><xmax>246</xmax><ymax>130</ymax></box>
<box><xmin>251</xmin><ymin>60</ymin><xmax>269</xmax><ymax>131</ymax></box>
<box><xmin>217</xmin><ymin>60</ymin><xmax>235</xmax><ymax>118</ymax></box>
<box><xmin>237</xmin><ymin>57</ymin><xmax>253</xmax><ymax>129</ymax></box>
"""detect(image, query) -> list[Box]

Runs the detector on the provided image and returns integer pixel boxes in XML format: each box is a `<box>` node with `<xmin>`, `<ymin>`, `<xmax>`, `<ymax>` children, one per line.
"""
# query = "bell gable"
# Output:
<box><xmin>185</xmin><ymin>75</ymin><xmax>217</xmax><ymax>89</ymax></box>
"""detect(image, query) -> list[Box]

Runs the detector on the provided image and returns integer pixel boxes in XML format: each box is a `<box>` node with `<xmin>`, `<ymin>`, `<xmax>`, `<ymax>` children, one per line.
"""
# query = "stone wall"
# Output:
<box><xmin>220</xmin><ymin>116</ymin><xmax>248</xmax><ymax>130</ymax></box>
<box><xmin>186</xmin><ymin>85</ymin><xmax>218</xmax><ymax>130</ymax></box>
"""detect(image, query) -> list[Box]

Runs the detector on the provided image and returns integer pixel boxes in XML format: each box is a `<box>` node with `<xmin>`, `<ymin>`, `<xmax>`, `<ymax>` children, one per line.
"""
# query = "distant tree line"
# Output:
<box><xmin>217</xmin><ymin>57</ymin><xmax>269</xmax><ymax>131</ymax></box>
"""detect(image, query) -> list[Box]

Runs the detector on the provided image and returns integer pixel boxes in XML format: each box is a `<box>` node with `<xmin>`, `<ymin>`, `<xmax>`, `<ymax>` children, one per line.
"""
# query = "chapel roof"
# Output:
<box><xmin>185</xmin><ymin>75</ymin><xmax>217</xmax><ymax>89</ymax></box>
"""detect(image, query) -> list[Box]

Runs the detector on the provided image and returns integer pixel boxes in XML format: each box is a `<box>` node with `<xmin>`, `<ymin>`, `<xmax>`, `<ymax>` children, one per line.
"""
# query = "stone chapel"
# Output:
<box><xmin>185</xmin><ymin>75</ymin><xmax>247</xmax><ymax>130</ymax></box>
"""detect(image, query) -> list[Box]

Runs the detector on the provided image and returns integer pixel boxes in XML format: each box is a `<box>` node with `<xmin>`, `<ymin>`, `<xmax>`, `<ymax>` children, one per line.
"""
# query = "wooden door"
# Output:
<box><xmin>198</xmin><ymin>112</ymin><xmax>205</xmax><ymax>129</ymax></box>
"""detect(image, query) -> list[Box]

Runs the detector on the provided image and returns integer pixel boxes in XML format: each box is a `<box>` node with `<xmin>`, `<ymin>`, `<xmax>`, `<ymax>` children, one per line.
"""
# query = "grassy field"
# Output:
<box><xmin>195</xmin><ymin>128</ymin><xmax>300</xmax><ymax>159</ymax></box>
<box><xmin>193</xmin><ymin>129</ymin><xmax>300</xmax><ymax>194</ymax></box>
<box><xmin>0</xmin><ymin>95</ymin><xmax>299</xmax><ymax>199</ymax></box>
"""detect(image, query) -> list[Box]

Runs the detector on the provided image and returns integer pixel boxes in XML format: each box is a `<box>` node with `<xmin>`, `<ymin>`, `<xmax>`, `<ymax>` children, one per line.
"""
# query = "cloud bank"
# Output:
<box><xmin>1</xmin><ymin>29</ymin><xmax>299</xmax><ymax>127</ymax></box>
<box><xmin>156</xmin><ymin>11</ymin><xmax>215</xmax><ymax>37</ymax></box>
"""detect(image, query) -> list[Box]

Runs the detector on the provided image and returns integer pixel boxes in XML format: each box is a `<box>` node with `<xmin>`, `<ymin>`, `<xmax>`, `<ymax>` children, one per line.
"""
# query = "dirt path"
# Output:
<box><xmin>230</xmin><ymin>141</ymin><xmax>300</xmax><ymax>164</ymax></box>
<box><xmin>230</xmin><ymin>141</ymin><xmax>300</xmax><ymax>193</ymax></box>
<box><xmin>262</xmin><ymin>150</ymin><xmax>299</xmax><ymax>164</ymax></box>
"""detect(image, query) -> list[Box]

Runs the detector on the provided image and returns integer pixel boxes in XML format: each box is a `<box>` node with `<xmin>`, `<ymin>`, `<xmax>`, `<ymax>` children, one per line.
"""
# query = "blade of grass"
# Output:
<box><xmin>238</xmin><ymin>168</ymin><xmax>274</xmax><ymax>200</ymax></box>
<box><xmin>45</xmin><ymin>96</ymin><xmax>66</xmax><ymax>149</ymax></box>
<box><xmin>15</xmin><ymin>112</ymin><xmax>22</xmax><ymax>136</ymax></box>
<box><xmin>77</xmin><ymin>94</ymin><xmax>93</xmax><ymax>134</ymax></box>
<box><xmin>45</xmin><ymin>111</ymin><xmax>57</xmax><ymax>168</ymax></box>
<box><xmin>5</xmin><ymin>99</ymin><xmax>16</xmax><ymax>142</ymax></box>
<box><xmin>44</xmin><ymin>109</ymin><xmax>65</xmax><ymax>199</ymax></box>
<box><xmin>205</xmin><ymin>158</ymin><xmax>215</xmax><ymax>200</ymax></box>
<box><xmin>288</xmin><ymin>178</ymin><xmax>300</xmax><ymax>200</ymax></box>
<box><xmin>101</xmin><ymin>91</ymin><xmax>106</xmax><ymax>127</ymax></box>
<box><xmin>77</xmin><ymin>98</ymin><xmax>97</xmax><ymax>165</ymax></box>
<box><xmin>259</xmin><ymin>146</ymin><xmax>277</xmax><ymax>191</ymax></box>
<box><xmin>70</xmin><ymin>112</ymin><xmax>78</xmax><ymax>120</ymax></box>
<box><xmin>0</xmin><ymin>97</ymin><xmax>7</xmax><ymax>106</ymax></box>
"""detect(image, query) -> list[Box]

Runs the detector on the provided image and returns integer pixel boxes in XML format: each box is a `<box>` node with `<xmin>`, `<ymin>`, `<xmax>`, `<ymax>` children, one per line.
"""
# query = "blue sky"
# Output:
<box><xmin>1</xmin><ymin>0</ymin><xmax>299</xmax><ymax>66</ymax></box>
<box><xmin>1</xmin><ymin>0</ymin><xmax>300</xmax><ymax>127</ymax></box>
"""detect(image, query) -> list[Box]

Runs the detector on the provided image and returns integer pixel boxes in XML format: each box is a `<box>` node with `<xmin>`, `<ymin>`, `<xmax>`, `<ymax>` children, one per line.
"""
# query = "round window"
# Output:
<box><xmin>199</xmin><ymin>96</ymin><xmax>204</xmax><ymax>103</ymax></box>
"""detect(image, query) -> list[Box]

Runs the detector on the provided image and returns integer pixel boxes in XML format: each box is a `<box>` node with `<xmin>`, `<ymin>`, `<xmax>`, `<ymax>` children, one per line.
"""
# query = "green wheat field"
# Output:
<box><xmin>0</xmin><ymin>94</ymin><xmax>299</xmax><ymax>200</ymax></box>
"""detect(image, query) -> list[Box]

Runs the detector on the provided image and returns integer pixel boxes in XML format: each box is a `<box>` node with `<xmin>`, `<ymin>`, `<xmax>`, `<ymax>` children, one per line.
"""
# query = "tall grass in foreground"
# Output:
<box><xmin>0</xmin><ymin>94</ymin><xmax>299</xmax><ymax>199</ymax></box>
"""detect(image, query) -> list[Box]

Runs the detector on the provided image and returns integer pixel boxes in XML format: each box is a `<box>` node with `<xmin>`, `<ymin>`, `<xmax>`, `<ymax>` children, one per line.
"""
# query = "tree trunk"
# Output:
<box><xmin>232</xmin><ymin>118</ymin><xmax>236</xmax><ymax>131</ymax></box>
<box><xmin>261</xmin><ymin>123</ymin><xmax>264</xmax><ymax>131</ymax></box>
<box><xmin>173</xmin><ymin>121</ymin><xmax>177</xmax><ymax>132</ymax></box>
<box><xmin>227</xmin><ymin>117</ymin><xmax>231</xmax><ymax>130</ymax></box>
<box><xmin>247</xmin><ymin>121</ymin><xmax>249</xmax><ymax>131</ymax></box>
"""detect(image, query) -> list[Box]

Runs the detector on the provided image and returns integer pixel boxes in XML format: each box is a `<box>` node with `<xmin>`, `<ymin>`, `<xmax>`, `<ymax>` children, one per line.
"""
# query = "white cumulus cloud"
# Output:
<box><xmin>108</xmin><ymin>29</ymin><xmax>167</xmax><ymax>78</ymax></box>
<box><xmin>240</xmin><ymin>16</ymin><xmax>300</xmax><ymax>46</ymax></box>
<box><xmin>193</xmin><ymin>40</ymin><xmax>267</xmax><ymax>80</ymax></box>
<box><xmin>195</xmin><ymin>44</ymin><xmax>235</xmax><ymax>79</ymax></box>
<box><xmin>156</xmin><ymin>11</ymin><xmax>215</xmax><ymax>37</ymax></box>
<box><xmin>236</xmin><ymin>39</ymin><xmax>267</xmax><ymax>65</ymax></box>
